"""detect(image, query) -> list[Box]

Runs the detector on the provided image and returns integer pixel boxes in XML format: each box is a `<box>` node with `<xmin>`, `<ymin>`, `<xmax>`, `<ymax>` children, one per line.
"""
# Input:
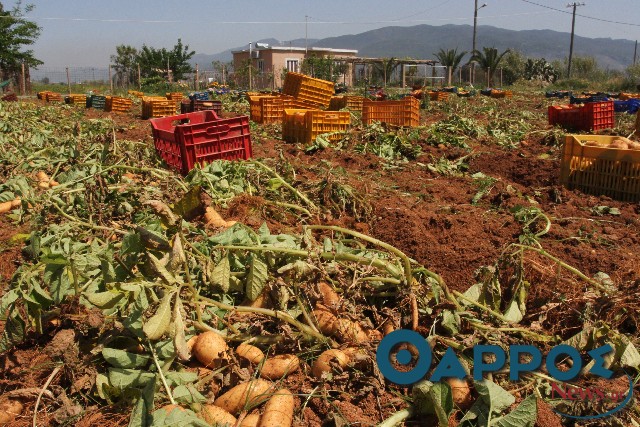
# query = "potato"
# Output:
<box><xmin>239</xmin><ymin>413</ymin><xmax>261</xmax><ymax>427</ymax></box>
<box><xmin>160</xmin><ymin>404</ymin><xmax>186</xmax><ymax>415</ymax></box>
<box><xmin>312</xmin><ymin>349</ymin><xmax>350</xmax><ymax>379</ymax></box>
<box><xmin>192</xmin><ymin>331</ymin><xmax>228</xmax><ymax>368</ymax></box>
<box><xmin>214</xmin><ymin>379</ymin><xmax>273</xmax><ymax>415</ymax></box>
<box><xmin>446</xmin><ymin>378</ymin><xmax>473</xmax><ymax>409</ymax></box>
<box><xmin>335</xmin><ymin>318</ymin><xmax>369</xmax><ymax>344</ymax></box>
<box><xmin>382</xmin><ymin>320</ymin><xmax>395</xmax><ymax>336</ymax></box>
<box><xmin>312</xmin><ymin>305</ymin><xmax>338</xmax><ymax>336</ymax></box>
<box><xmin>342</xmin><ymin>347</ymin><xmax>369</xmax><ymax>368</ymax></box>
<box><xmin>609</xmin><ymin>139</ymin><xmax>629</xmax><ymax>150</ymax></box>
<box><xmin>259</xmin><ymin>388</ymin><xmax>294</xmax><ymax>427</ymax></box>
<box><xmin>237</xmin><ymin>343</ymin><xmax>265</xmax><ymax>365</ymax></box>
<box><xmin>0</xmin><ymin>399</ymin><xmax>24</xmax><ymax>424</ymax></box>
<box><xmin>200</xmin><ymin>404</ymin><xmax>237</xmax><ymax>426</ymax></box>
<box><xmin>260</xmin><ymin>354</ymin><xmax>300</xmax><ymax>380</ymax></box>
<box><xmin>38</xmin><ymin>181</ymin><xmax>51</xmax><ymax>189</ymax></box>
<box><xmin>318</xmin><ymin>282</ymin><xmax>341</xmax><ymax>308</ymax></box>
<box><xmin>204</xmin><ymin>206</ymin><xmax>236</xmax><ymax>228</ymax></box>
<box><xmin>583</xmin><ymin>140</ymin><xmax>600</xmax><ymax>146</ymax></box>
<box><xmin>0</xmin><ymin>198</ymin><xmax>21</xmax><ymax>214</ymax></box>
<box><xmin>627</xmin><ymin>140</ymin><xmax>640</xmax><ymax>150</ymax></box>
<box><xmin>36</xmin><ymin>171</ymin><xmax>50</xmax><ymax>182</ymax></box>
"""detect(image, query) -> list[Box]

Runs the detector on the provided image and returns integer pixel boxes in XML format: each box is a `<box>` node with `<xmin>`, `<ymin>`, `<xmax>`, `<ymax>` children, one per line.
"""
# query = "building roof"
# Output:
<box><xmin>232</xmin><ymin>46</ymin><xmax>358</xmax><ymax>54</ymax></box>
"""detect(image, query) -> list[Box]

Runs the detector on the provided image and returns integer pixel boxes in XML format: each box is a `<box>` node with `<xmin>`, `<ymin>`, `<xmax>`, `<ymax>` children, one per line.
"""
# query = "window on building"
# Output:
<box><xmin>286</xmin><ymin>59</ymin><xmax>299</xmax><ymax>73</ymax></box>
<box><xmin>257</xmin><ymin>59</ymin><xmax>265</xmax><ymax>74</ymax></box>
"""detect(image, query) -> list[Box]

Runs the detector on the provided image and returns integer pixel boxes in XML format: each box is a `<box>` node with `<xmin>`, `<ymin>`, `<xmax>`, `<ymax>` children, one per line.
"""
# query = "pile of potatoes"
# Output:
<box><xmin>583</xmin><ymin>136</ymin><xmax>640</xmax><ymax>150</ymax></box>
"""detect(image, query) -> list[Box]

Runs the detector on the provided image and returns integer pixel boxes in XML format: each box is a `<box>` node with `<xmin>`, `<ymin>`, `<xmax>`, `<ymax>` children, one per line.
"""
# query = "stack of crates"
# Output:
<box><xmin>128</xmin><ymin>90</ymin><xmax>144</xmax><ymax>98</ymax></box>
<box><xmin>181</xmin><ymin>99</ymin><xmax>223</xmax><ymax>115</ymax></box>
<box><xmin>619</xmin><ymin>93</ymin><xmax>640</xmax><ymax>100</ymax></box>
<box><xmin>282</xmin><ymin>72</ymin><xmax>334</xmax><ymax>108</ymax></box>
<box><xmin>142</xmin><ymin>97</ymin><xmax>177</xmax><ymax>119</ymax></box>
<box><xmin>65</xmin><ymin>94</ymin><xmax>87</xmax><ymax>105</ymax></box>
<box><xmin>548</xmin><ymin>101</ymin><xmax>614</xmax><ymax>131</ymax></box>
<box><xmin>166</xmin><ymin>92</ymin><xmax>184</xmax><ymax>104</ymax></box>
<box><xmin>282</xmin><ymin>109</ymin><xmax>350</xmax><ymax>144</ymax></box>
<box><xmin>560</xmin><ymin>134</ymin><xmax>640</xmax><ymax>201</ymax></box>
<box><xmin>362</xmin><ymin>97</ymin><xmax>420</xmax><ymax>127</ymax></box>
<box><xmin>1</xmin><ymin>93</ymin><xmax>18</xmax><ymax>102</ymax></box>
<box><xmin>105</xmin><ymin>96</ymin><xmax>133</xmax><ymax>113</ymax></box>
<box><xmin>150</xmin><ymin>110</ymin><xmax>252</xmax><ymax>175</ymax></box>
<box><xmin>249</xmin><ymin>95</ymin><xmax>293</xmax><ymax>124</ymax></box>
<box><xmin>37</xmin><ymin>91</ymin><xmax>53</xmax><ymax>100</ymax></box>
<box><xmin>428</xmin><ymin>91</ymin><xmax>449</xmax><ymax>102</ymax></box>
<box><xmin>87</xmin><ymin>95</ymin><xmax>106</xmax><ymax>110</ymax></box>
<box><xmin>329</xmin><ymin>95</ymin><xmax>365</xmax><ymax>111</ymax></box>
<box><xmin>45</xmin><ymin>92</ymin><xmax>63</xmax><ymax>103</ymax></box>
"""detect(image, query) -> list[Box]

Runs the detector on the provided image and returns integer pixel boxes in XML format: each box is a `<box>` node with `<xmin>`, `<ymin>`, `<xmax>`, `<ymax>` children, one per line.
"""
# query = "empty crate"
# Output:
<box><xmin>282</xmin><ymin>72</ymin><xmax>335</xmax><ymax>108</ymax></box>
<box><xmin>362</xmin><ymin>97</ymin><xmax>420</xmax><ymax>127</ymax></box>
<box><xmin>105</xmin><ymin>96</ymin><xmax>133</xmax><ymax>113</ymax></box>
<box><xmin>282</xmin><ymin>109</ymin><xmax>350</xmax><ymax>144</ymax></box>
<box><xmin>150</xmin><ymin>110</ymin><xmax>252</xmax><ymax>174</ymax></box>
<box><xmin>45</xmin><ymin>92</ymin><xmax>63</xmax><ymax>103</ymax></box>
<box><xmin>249</xmin><ymin>95</ymin><xmax>293</xmax><ymax>124</ymax></box>
<box><xmin>329</xmin><ymin>95</ymin><xmax>365</xmax><ymax>111</ymax></box>
<box><xmin>142</xmin><ymin>97</ymin><xmax>177</xmax><ymax>119</ymax></box>
<box><xmin>560</xmin><ymin>134</ymin><xmax>640</xmax><ymax>202</ymax></box>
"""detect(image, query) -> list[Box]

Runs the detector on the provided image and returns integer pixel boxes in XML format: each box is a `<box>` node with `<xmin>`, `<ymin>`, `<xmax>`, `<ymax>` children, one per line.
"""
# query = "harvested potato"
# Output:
<box><xmin>446</xmin><ymin>378</ymin><xmax>473</xmax><ymax>409</ymax></box>
<box><xmin>312</xmin><ymin>349</ymin><xmax>350</xmax><ymax>379</ymax></box>
<box><xmin>583</xmin><ymin>140</ymin><xmax>600</xmax><ymax>146</ymax></box>
<box><xmin>214</xmin><ymin>379</ymin><xmax>273</xmax><ymax>415</ymax></box>
<box><xmin>160</xmin><ymin>404</ymin><xmax>186</xmax><ymax>415</ymax></box>
<box><xmin>318</xmin><ymin>282</ymin><xmax>341</xmax><ymax>308</ymax></box>
<box><xmin>192</xmin><ymin>331</ymin><xmax>228</xmax><ymax>368</ymax></box>
<box><xmin>200</xmin><ymin>404</ymin><xmax>237</xmax><ymax>426</ymax></box>
<box><xmin>204</xmin><ymin>206</ymin><xmax>236</xmax><ymax>228</ymax></box>
<box><xmin>609</xmin><ymin>139</ymin><xmax>629</xmax><ymax>150</ymax></box>
<box><xmin>312</xmin><ymin>305</ymin><xmax>338</xmax><ymax>336</ymax></box>
<box><xmin>627</xmin><ymin>140</ymin><xmax>640</xmax><ymax>150</ymax></box>
<box><xmin>240</xmin><ymin>413</ymin><xmax>261</xmax><ymax>426</ymax></box>
<box><xmin>260</xmin><ymin>354</ymin><xmax>300</xmax><ymax>380</ymax></box>
<box><xmin>0</xmin><ymin>399</ymin><xmax>24</xmax><ymax>424</ymax></box>
<box><xmin>335</xmin><ymin>318</ymin><xmax>369</xmax><ymax>344</ymax></box>
<box><xmin>237</xmin><ymin>343</ymin><xmax>265</xmax><ymax>365</ymax></box>
<box><xmin>259</xmin><ymin>388</ymin><xmax>294</xmax><ymax>427</ymax></box>
<box><xmin>0</xmin><ymin>198</ymin><xmax>21</xmax><ymax>214</ymax></box>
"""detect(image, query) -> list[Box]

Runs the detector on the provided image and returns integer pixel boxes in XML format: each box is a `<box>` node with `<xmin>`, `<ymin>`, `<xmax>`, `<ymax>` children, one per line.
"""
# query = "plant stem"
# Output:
<box><xmin>252</xmin><ymin>159</ymin><xmax>318</xmax><ymax>211</ymax></box>
<box><xmin>377</xmin><ymin>406</ymin><xmax>414</xmax><ymax>427</ymax></box>
<box><xmin>149</xmin><ymin>340</ymin><xmax>176</xmax><ymax>405</ymax></box>
<box><xmin>51</xmin><ymin>203</ymin><xmax>127</xmax><ymax>234</ymax></box>
<box><xmin>453</xmin><ymin>290</ymin><xmax>513</xmax><ymax>324</ymax></box>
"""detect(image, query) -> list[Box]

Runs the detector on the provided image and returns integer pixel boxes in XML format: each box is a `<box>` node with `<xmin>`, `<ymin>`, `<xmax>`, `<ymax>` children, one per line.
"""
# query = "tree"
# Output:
<box><xmin>137</xmin><ymin>39</ymin><xmax>195</xmax><ymax>81</ymax></box>
<box><xmin>434</xmin><ymin>48</ymin><xmax>466</xmax><ymax>85</ymax></box>
<box><xmin>523</xmin><ymin>58</ymin><xmax>559</xmax><ymax>83</ymax></box>
<box><xmin>501</xmin><ymin>50</ymin><xmax>526</xmax><ymax>85</ymax></box>
<box><xmin>470</xmin><ymin>47</ymin><xmax>510</xmax><ymax>86</ymax></box>
<box><xmin>110</xmin><ymin>45</ymin><xmax>138</xmax><ymax>87</ymax></box>
<box><xmin>372</xmin><ymin>57</ymin><xmax>399</xmax><ymax>87</ymax></box>
<box><xmin>301</xmin><ymin>55</ymin><xmax>347</xmax><ymax>82</ymax></box>
<box><xmin>0</xmin><ymin>1</ymin><xmax>42</xmax><ymax>84</ymax></box>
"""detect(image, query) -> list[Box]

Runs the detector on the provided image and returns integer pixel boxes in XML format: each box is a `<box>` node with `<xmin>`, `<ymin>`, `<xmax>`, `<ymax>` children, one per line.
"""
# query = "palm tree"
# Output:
<box><xmin>470</xmin><ymin>47</ymin><xmax>510</xmax><ymax>87</ymax></box>
<box><xmin>434</xmin><ymin>48</ymin><xmax>466</xmax><ymax>85</ymax></box>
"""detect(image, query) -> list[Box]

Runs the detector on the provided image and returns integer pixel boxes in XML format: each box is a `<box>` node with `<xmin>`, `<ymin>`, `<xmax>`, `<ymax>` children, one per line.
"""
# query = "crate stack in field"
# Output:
<box><xmin>181</xmin><ymin>92</ymin><xmax>223</xmax><ymax>116</ymax></box>
<box><xmin>87</xmin><ymin>95</ymin><xmax>107</xmax><ymax>110</ymax></box>
<box><xmin>362</xmin><ymin>97</ymin><xmax>420</xmax><ymax>127</ymax></box>
<box><xmin>166</xmin><ymin>92</ymin><xmax>184</xmax><ymax>105</ymax></box>
<box><xmin>548</xmin><ymin>101</ymin><xmax>614</xmax><ymax>132</ymax></box>
<box><xmin>142</xmin><ymin>97</ymin><xmax>177</xmax><ymax>119</ymax></box>
<box><xmin>560</xmin><ymin>134</ymin><xmax>640</xmax><ymax>202</ymax></box>
<box><xmin>150</xmin><ymin>110</ymin><xmax>252</xmax><ymax>175</ymax></box>
<box><xmin>328</xmin><ymin>95</ymin><xmax>365</xmax><ymax>112</ymax></box>
<box><xmin>105</xmin><ymin>96</ymin><xmax>133</xmax><ymax>113</ymax></box>
<box><xmin>428</xmin><ymin>91</ymin><xmax>450</xmax><ymax>102</ymax></box>
<box><xmin>65</xmin><ymin>94</ymin><xmax>87</xmax><ymax>105</ymax></box>
<box><xmin>45</xmin><ymin>92</ymin><xmax>63</xmax><ymax>103</ymax></box>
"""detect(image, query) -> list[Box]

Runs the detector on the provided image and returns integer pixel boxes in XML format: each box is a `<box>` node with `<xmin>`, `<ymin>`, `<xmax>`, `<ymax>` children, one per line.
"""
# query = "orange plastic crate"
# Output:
<box><xmin>45</xmin><ymin>92</ymin><xmax>63</xmax><ymax>103</ymax></box>
<box><xmin>249</xmin><ymin>95</ymin><xmax>293</xmax><ymax>124</ymax></box>
<box><xmin>142</xmin><ymin>97</ymin><xmax>177</xmax><ymax>119</ymax></box>
<box><xmin>166</xmin><ymin>92</ymin><xmax>184</xmax><ymax>104</ymax></box>
<box><xmin>560</xmin><ymin>134</ymin><xmax>640</xmax><ymax>201</ymax></box>
<box><xmin>428</xmin><ymin>91</ymin><xmax>449</xmax><ymax>101</ymax></box>
<box><xmin>490</xmin><ymin>90</ymin><xmax>513</xmax><ymax>99</ymax></box>
<box><xmin>128</xmin><ymin>90</ymin><xmax>144</xmax><ymax>98</ymax></box>
<box><xmin>362</xmin><ymin>97</ymin><xmax>420</xmax><ymax>127</ymax></box>
<box><xmin>282</xmin><ymin>109</ymin><xmax>350</xmax><ymax>144</ymax></box>
<box><xmin>329</xmin><ymin>95</ymin><xmax>365</xmax><ymax>111</ymax></box>
<box><xmin>282</xmin><ymin>72</ymin><xmax>334</xmax><ymax>108</ymax></box>
<box><xmin>105</xmin><ymin>96</ymin><xmax>133</xmax><ymax>113</ymax></box>
<box><xmin>37</xmin><ymin>91</ymin><xmax>53</xmax><ymax>100</ymax></box>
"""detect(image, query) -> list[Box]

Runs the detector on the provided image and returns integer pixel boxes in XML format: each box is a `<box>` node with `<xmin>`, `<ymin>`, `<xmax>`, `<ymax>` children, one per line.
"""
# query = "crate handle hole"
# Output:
<box><xmin>206</xmin><ymin>124</ymin><xmax>230</xmax><ymax>135</ymax></box>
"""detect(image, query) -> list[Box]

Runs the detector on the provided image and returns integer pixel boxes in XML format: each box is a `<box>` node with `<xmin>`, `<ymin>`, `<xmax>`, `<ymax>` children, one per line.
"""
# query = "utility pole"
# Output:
<box><xmin>472</xmin><ymin>1</ymin><xmax>487</xmax><ymax>85</ymax></box>
<box><xmin>305</xmin><ymin>15</ymin><xmax>309</xmax><ymax>54</ymax></box>
<box><xmin>634</xmin><ymin>40</ymin><xmax>638</xmax><ymax>66</ymax></box>
<box><xmin>567</xmin><ymin>2</ymin><xmax>585</xmax><ymax>78</ymax></box>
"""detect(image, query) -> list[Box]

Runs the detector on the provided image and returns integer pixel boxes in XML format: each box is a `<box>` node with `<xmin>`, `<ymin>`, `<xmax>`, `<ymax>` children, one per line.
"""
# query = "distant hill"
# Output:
<box><xmin>192</xmin><ymin>24</ymin><xmax>636</xmax><ymax>70</ymax></box>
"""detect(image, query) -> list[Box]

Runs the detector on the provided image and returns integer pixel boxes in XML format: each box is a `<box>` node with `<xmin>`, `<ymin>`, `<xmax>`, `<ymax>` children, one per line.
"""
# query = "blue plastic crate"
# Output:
<box><xmin>570</xmin><ymin>95</ymin><xmax>609</xmax><ymax>105</ymax></box>
<box><xmin>189</xmin><ymin>91</ymin><xmax>209</xmax><ymax>101</ymax></box>
<box><xmin>613</xmin><ymin>99</ymin><xmax>640</xmax><ymax>114</ymax></box>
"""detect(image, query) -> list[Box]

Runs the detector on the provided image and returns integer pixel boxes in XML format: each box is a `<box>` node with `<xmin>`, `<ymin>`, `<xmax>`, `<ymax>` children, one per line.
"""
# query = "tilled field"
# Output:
<box><xmin>0</xmin><ymin>93</ymin><xmax>638</xmax><ymax>426</ymax></box>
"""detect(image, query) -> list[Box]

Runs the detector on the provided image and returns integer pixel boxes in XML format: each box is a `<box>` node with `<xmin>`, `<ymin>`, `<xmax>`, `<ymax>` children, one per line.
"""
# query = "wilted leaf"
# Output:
<box><xmin>144</xmin><ymin>200</ymin><xmax>177</xmax><ymax>226</ymax></box>
<box><xmin>491</xmin><ymin>394</ymin><xmax>537</xmax><ymax>427</ymax></box>
<box><xmin>413</xmin><ymin>380</ymin><xmax>453</xmax><ymax>426</ymax></box>
<box><xmin>246</xmin><ymin>254</ymin><xmax>268</xmax><ymax>301</ymax></box>
<box><xmin>143</xmin><ymin>292</ymin><xmax>174</xmax><ymax>341</ymax></box>
<box><xmin>148</xmin><ymin>253</ymin><xmax>178</xmax><ymax>286</ymax></box>
<box><xmin>168</xmin><ymin>234</ymin><xmax>186</xmax><ymax>273</ymax></box>
<box><xmin>0</xmin><ymin>309</ymin><xmax>26</xmax><ymax>353</ymax></box>
<box><xmin>85</xmin><ymin>290</ymin><xmax>124</xmax><ymax>309</ymax></box>
<box><xmin>210</xmin><ymin>255</ymin><xmax>231</xmax><ymax>292</ymax></box>
<box><xmin>172</xmin><ymin>297</ymin><xmax>191</xmax><ymax>362</ymax></box>
<box><xmin>136</xmin><ymin>226</ymin><xmax>171</xmax><ymax>251</ymax></box>
<box><xmin>619</xmin><ymin>341</ymin><xmax>640</xmax><ymax>369</ymax></box>
<box><xmin>172</xmin><ymin>185</ymin><xmax>205</xmax><ymax>220</ymax></box>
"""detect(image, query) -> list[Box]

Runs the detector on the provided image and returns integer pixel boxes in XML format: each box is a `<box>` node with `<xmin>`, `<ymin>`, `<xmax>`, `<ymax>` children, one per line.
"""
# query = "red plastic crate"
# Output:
<box><xmin>548</xmin><ymin>105</ymin><xmax>583</xmax><ymax>128</ymax></box>
<box><xmin>582</xmin><ymin>101</ymin><xmax>614</xmax><ymax>131</ymax></box>
<box><xmin>150</xmin><ymin>111</ymin><xmax>252</xmax><ymax>175</ymax></box>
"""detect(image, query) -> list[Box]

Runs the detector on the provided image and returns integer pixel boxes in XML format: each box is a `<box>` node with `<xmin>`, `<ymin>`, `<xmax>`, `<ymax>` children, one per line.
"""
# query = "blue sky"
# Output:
<box><xmin>9</xmin><ymin>0</ymin><xmax>640</xmax><ymax>67</ymax></box>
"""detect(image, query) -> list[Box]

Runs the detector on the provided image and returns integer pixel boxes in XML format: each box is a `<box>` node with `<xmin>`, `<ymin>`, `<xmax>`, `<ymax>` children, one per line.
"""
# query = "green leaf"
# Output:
<box><xmin>172</xmin><ymin>185</ymin><xmax>205</xmax><ymax>220</ymax></box>
<box><xmin>85</xmin><ymin>290</ymin><xmax>125</xmax><ymax>309</ymax></box>
<box><xmin>476</xmin><ymin>379</ymin><xmax>515</xmax><ymax>415</ymax></box>
<box><xmin>102</xmin><ymin>348</ymin><xmax>151</xmax><ymax>369</ymax></box>
<box><xmin>491</xmin><ymin>394</ymin><xmax>537</xmax><ymax>427</ymax></box>
<box><xmin>121</xmin><ymin>232</ymin><xmax>144</xmax><ymax>256</ymax></box>
<box><xmin>441</xmin><ymin>310</ymin><xmax>459</xmax><ymax>336</ymax></box>
<box><xmin>173</xmin><ymin>384</ymin><xmax>207</xmax><ymax>404</ymax></box>
<box><xmin>211</xmin><ymin>255</ymin><xmax>231</xmax><ymax>292</ymax></box>
<box><xmin>128</xmin><ymin>392</ymin><xmax>147</xmax><ymax>427</ymax></box>
<box><xmin>164</xmin><ymin>371</ymin><xmax>198</xmax><ymax>386</ymax></box>
<box><xmin>143</xmin><ymin>292</ymin><xmax>174</xmax><ymax>341</ymax></box>
<box><xmin>245</xmin><ymin>254</ymin><xmax>268</xmax><ymax>301</ymax></box>
<box><xmin>412</xmin><ymin>381</ymin><xmax>453</xmax><ymax>426</ymax></box>
<box><xmin>108</xmin><ymin>368</ymin><xmax>155</xmax><ymax>389</ymax></box>
<box><xmin>0</xmin><ymin>308</ymin><xmax>26</xmax><ymax>353</ymax></box>
<box><xmin>0</xmin><ymin>289</ymin><xmax>19</xmax><ymax>321</ymax></box>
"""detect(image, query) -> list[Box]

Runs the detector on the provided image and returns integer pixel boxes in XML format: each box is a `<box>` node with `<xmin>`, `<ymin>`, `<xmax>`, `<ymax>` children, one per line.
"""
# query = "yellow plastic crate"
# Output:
<box><xmin>45</xmin><ymin>92</ymin><xmax>63</xmax><ymax>103</ymax></box>
<box><xmin>249</xmin><ymin>95</ymin><xmax>293</xmax><ymax>124</ymax></box>
<box><xmin>428</xmin><ymin>91</ymin><xmax>449</xmax><ymax>102</ymax></box>
<box><xmin>37</xmin><ymin>91</ymin><xmax>53</xmax><ymax>100</ymax></box>
<box><xmin>560</xmin><ymin>134</ymin><xmax>640</xmax><ymax>201</ymax></box>
<box><xmin>105</xmin><ymin>96</ymin><xmax>133</xmax><ymax>113</ymax></box>
<box><xmin>362</xmin><ymin>97</ymin><xmax>420</xmax><ymax>127</ymax></box>
<box><xmin>128</xmin><ymin>90</ymin><xmax>144</xmax><ymax>98</ymax></box>
<box><xmin>282</xmin><ymin>72</ymin><xmax>334</xmax><ymax>108</ymax></box>
<box><xmin>329</xmin><ymin>95</ymin><xmax>365</xmax><ymax>111</ymax></box>
<box><xmin>282</xmin><ymin>109</ymin><xmax>350</xmax><ymax>144</ymax></box>
<box><xmin>142</xmin><ymin>97</ymin><xmax>177</xmax><ymax>119</ymax></box>
<box><xmin>166</xmin><ymin>92</ymin><xmax>184</xmax><ymax>103</ymax></box>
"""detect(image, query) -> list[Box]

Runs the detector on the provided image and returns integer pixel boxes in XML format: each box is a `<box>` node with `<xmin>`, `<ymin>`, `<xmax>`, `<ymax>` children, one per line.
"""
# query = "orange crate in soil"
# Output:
<box><xmin>37</xmin><ymin>91</ymin><xmax>53</xmax><ymax>100</ymax></box>
<box><xmin>150</xmin><ymin>110</ymin><xmax>252</xmax><ymax>175</ymax></box>
<box><xmin>105</xmin><ymin>96</ymin><xmax>133</xmax><ymax>113</ymax></box>
<box><xmin>128</xmin><ymin>90</ymin><xmax>144</xmax><ymax>98</ymax></box>
<box><xmin>548</xmin><ymin>105</ymin><xmax>584</xmax><ymax>129</ymax></box>
<box><xmin>619</xmin><ymin>92</ymin><xmax>640</xmax><ymax>100</ymax></box>
<box><xmin>142</xmin><ymin>97</ymin><xmax>177</xmax><ymax>119</ymax></box>
<box><xmin>65</xmin><ymin>94</ymin><xmax>86</xmax><ymax>105</ymax></box>
<box><xmin>45</xmin><ymin>92</ymin><xmax>63</xmax><ymax>102</ymax></box>
<box><xmin>282</xmin><ymin>72</ymin><xmax>334</xmax><ymax>108</ymax></box>
<box><xmin>249</xmin><ymin>95</ymin><xmax>292</xmax><ymax>123</ymax></box>
<box><xmin>362</xmin><ymin>97</ymin><xmax>420</xmax><ymax>127</ymax></box>
<box><xmin>329</xmin><ymin>95</ymin><xmax>365</xmax><ymax>111</ymax></box>
<box><xmin>560</xmin><ymin>134</ymin><xmax>640</xmax><ymax>202</ymax></box>
<box><xmin>428</xmin><ymin>91</ymin><xmax>449</xmax><ymax>101</ymax></box>
<box><xmin>282</xmin><ymin>109</ymin><xmax>350</xmax><ymax>144</ymax></box>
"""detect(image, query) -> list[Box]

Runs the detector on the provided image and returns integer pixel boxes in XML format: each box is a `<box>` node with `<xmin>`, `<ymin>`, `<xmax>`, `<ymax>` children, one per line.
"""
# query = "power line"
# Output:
<box><xmin>519</xmin><ymin>0</ymin><xmax>640</xmax><ymax>28</ymax></box>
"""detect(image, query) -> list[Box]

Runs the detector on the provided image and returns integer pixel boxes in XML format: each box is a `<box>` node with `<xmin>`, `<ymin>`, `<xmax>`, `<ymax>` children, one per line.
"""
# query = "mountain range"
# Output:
<box><xmin>190</xmin><ymin>24</ymin><xmax>637</xmax><ymax>71</ymax></box>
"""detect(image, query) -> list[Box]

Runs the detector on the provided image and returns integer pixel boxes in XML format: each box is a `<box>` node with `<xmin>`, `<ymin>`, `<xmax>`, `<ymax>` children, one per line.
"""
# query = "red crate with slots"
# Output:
<box><xmin>150</xmin><ymin>111</ymin><xmax>252</xmax><ymax>175</ymax></box>
<box><xmin>548</xmin><ymin>105</ymin><xmax>583</xmax><ymax>129</ymax></box>
<box><xmin>582</xmin><ymin>101</ymin><xmax>614</xmax><ymax>131</ymax></box>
